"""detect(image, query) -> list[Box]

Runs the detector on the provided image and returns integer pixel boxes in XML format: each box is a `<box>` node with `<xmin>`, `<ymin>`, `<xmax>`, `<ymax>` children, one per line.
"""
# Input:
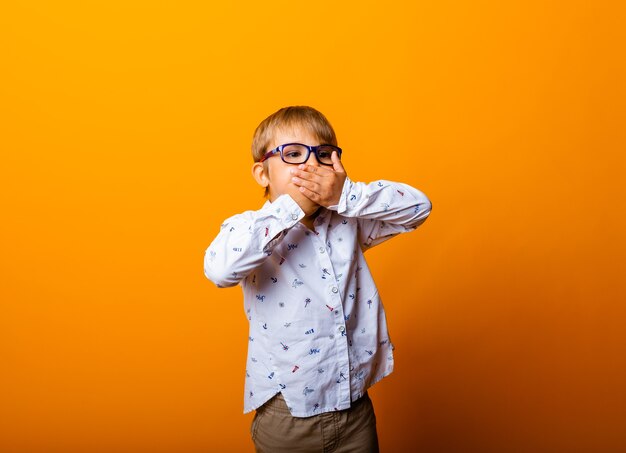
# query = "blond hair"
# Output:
<box><xmin>251</xmin><ymin>106</ymin><xmax>338</xmax><ymax>163</ymax></box>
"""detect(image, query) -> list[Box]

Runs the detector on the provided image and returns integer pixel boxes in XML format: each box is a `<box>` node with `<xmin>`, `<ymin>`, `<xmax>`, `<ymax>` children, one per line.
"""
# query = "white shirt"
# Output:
<box><xmin>204</xmin><ymin>176</ymin><xmax>432</xmax><ymax>417</ymax></box>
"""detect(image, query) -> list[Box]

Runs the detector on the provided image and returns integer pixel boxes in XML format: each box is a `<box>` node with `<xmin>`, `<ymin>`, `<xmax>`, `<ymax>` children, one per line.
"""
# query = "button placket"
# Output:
<box><xmin>314</xmin><ymin>235</ymin><xmax>347</xmax><ymax>351</ymax></box>
<box><xmin>326</xmin><ymin>271</ymin><xmax>350</xmax><ymax>407</ymax></box>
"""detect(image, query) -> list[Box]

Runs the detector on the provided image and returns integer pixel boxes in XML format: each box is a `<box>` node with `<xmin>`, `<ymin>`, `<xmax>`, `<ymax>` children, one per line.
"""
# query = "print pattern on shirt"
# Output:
<box><xmin>204</xmin><ymin>176</ymin><xmax>432</xmax><ymax>417</ymax></box>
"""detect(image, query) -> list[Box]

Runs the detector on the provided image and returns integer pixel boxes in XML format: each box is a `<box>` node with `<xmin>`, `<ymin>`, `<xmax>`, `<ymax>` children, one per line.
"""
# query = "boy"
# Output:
<box><xmin>204</xmin><ymin>106</ymin><xmax>432</xmax><ymax>452</ymax></box>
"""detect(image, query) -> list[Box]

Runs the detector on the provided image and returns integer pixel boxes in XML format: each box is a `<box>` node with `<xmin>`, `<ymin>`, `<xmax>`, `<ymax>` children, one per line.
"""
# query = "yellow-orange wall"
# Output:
<box><xmin>1</xmin><ymin>1</ymin><xmax>625</xmax><ymax>451</ymax></box>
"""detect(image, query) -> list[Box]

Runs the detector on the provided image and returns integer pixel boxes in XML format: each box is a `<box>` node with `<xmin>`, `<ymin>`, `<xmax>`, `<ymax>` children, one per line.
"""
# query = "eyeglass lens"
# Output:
<box><xmin>282</xmin><ymin>145</ymin><xmax>338</xmax><ymax>165</ymax></box>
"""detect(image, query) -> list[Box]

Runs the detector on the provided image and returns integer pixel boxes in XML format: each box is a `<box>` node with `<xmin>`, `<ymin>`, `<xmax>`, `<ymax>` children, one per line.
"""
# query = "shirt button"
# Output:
<box><xmin>319</xmin><ymin>247</ymin><xmax>326</xmax><ymax>254</ymax></box>
<box><xmin>338</xmin><ymin>326</ymin><xmax>345</xmax><ymax>333</ymax></box>
<box><xmin>291</xmin><ymin>213</ymin><xmax>298</xmax><ymax>220</ymax></box>
<box><xmin>331</xmin><ymin>286</ymin><xmax>339</xmax><ymax>294</ymax></box>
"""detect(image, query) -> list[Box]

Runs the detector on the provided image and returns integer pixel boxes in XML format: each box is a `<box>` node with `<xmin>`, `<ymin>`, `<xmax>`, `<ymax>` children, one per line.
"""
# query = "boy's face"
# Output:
<box><xmin>253</xmin><ymin>125</ymin><xmax>323</xmax><ymax>213</ymax></box>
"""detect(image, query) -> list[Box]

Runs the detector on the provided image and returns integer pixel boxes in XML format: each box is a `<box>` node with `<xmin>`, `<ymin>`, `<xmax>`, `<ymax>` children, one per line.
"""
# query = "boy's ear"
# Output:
<box><xmin>251</xmin><ymin>162</ymin><xmax>269</xmax><ymax>189</ymax></box>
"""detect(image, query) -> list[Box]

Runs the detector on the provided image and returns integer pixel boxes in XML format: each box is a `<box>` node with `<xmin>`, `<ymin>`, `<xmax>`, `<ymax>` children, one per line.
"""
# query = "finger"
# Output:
<box><xmin>298</xmin><ymin>164</ymin><xmax>332</xmax><ymax>175</ymax></box>
<box><xmin>297</xmin><ymin>164</ymin><xmax>316</xmax><ymax>174</ymax></box>
<box><xmin>291</xmin><ymin>168</ymin><xmax>323</xmax><ymax>182</ymax></box>
<box><xmin>331</xmin><ymin>151</ymin><xmax>345</xmax><ymax>173</ymax></box>
<box><xmin>298</xmin><ymin>185</ymin><xmax>320</xmax><ymax>203</ymax></box>
<box><xmin>292</xmin><ymin>176</ymin><xmax>320</xmax><ymax>192</ymax></box>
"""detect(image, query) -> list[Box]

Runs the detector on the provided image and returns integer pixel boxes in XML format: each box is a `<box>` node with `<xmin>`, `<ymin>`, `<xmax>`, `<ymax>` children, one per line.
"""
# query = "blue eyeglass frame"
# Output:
<box><xmin>259</xmin><ymin>143</ymin><xmax>343</xmax><ymax>165</ymax></box>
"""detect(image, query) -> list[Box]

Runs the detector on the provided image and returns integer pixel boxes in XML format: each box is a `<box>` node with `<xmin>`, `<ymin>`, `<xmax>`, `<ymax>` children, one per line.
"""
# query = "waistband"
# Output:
<box><xmin>259</xmin><ymin>391</ymin><xmax>370</xmax><ymax>416</ymax></box>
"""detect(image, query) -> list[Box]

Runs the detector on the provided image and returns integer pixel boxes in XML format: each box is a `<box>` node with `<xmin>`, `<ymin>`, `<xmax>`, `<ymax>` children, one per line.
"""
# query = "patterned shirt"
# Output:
<box><xmin>203</xmin><ymin>176</ymin><xmax>432</xmax><ymax>417</ymax></box>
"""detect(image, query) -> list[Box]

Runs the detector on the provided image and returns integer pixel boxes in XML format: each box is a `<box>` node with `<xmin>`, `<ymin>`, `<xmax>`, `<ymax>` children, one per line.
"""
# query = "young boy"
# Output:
<box><xmin>204</xmin><ymin>106</ymin><xmax>432</xmax><ymax>452</ymax></box>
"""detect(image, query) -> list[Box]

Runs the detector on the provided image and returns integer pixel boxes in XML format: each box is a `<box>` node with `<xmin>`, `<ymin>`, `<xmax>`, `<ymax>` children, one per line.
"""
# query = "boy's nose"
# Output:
<box><xmin>305</xmin><ymin>151</ymin><xmax>320</xmax><ymax>167</ymax></box>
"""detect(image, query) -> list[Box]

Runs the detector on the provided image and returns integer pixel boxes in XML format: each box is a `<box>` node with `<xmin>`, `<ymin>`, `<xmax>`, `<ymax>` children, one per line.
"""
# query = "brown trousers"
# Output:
<box><xmin>251</xmin><ymin>392</ymin><xmax>379</xmax><ymax>453</ymax></box>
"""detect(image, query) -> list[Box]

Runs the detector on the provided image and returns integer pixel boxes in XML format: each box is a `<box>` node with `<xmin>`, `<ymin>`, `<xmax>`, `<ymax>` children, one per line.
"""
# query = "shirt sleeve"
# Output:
<box><xmin>332</xmin><ymin>176</ymin><xmax>432</xmax><ymax>251</ymax></box>
<box><xmin>203</xmin><ymin>194</ymin><xmax>305</xmax><ymax>287</ymax></box>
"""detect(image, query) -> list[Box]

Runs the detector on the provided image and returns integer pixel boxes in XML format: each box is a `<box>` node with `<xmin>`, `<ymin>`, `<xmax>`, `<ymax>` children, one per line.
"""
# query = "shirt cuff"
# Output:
<box><xmin>332</xmin><ymin>176</ymin><xmax>353</xmax><ymax>214</ymax></box>
<box><xmin>274</xmin><ymin>194</ymin><xmax>305</xmax><ymax>224</ymax></box>
<box><xmin>260</xmin><ymin>194</ymin><xmax>305</xmax><ymax>252</ymax></box>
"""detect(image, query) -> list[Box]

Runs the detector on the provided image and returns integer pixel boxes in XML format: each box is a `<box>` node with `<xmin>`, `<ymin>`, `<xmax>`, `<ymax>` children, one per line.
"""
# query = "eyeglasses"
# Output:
<box><xmin>259</xmin><ymin>143</ymin><xmax>342</xmax><ymax>166</ymax></box>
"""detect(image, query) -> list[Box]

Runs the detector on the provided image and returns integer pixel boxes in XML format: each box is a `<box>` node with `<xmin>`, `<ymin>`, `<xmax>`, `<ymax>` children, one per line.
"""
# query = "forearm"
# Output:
<box><xmin>335</xmin><ymin>177</ymin><xmax>432</xmax><ymax>227</ymax></box>
<box><xmin>203</xmin><ymin>194</ymin><xmax>304</xmax><ymax>287</ymax></box>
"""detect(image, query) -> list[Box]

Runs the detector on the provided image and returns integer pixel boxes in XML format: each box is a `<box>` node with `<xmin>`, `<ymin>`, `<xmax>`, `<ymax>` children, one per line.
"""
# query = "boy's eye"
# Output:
<box><xmin>317</xmin><ymin>150</ymin><xmax>331</xmax><ymax>159</ymax></box>
<box><xmin>282</xmin><ymin>145</ymin><xmax>306</xmax><ymax>160</ymax></box>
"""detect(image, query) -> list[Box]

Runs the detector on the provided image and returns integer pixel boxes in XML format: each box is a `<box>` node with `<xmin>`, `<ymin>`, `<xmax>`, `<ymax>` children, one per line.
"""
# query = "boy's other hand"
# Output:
<box><xmin>290</xmin><ymin>151</ymin><xmax>347</xmax><ymax>208</ymax></box>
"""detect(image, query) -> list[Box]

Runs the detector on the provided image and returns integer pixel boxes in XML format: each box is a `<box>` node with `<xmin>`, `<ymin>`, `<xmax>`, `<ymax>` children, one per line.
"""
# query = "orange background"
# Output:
<box><xmin>1</xmin><ymin>1</ymin><xmax>625</xmax><ymax>452</ymax></box>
